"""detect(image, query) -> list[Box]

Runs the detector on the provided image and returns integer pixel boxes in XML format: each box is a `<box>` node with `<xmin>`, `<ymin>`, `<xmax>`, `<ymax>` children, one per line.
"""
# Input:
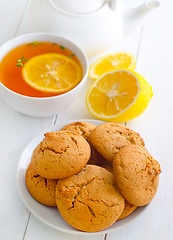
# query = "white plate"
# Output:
<box><xmin>16</xmin><ymin>119</ymin><xmax>146</xmax><ymax>235</ymax></box>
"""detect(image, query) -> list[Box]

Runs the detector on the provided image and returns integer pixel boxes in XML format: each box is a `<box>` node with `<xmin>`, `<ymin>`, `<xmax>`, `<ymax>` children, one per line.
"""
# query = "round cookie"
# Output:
<box><xmin>118</xmin><ymin>200</ymin><xmax>137</xmax><ymax>220</ymax></box>
<box><xmin>113</xmin><ymin>145</ymin><xmax>161</xmax><ymax>206</ymax></box>
<box><xmin>101</xmin><ymin>163</ymin><xmax>137</xmax><ymax>220</ymax></box>
<box><xmin>61</xmin><ymin>121</ymin><xmax>96</xmax><ymax>142</ymax></box>
<box><xmin>90</xmin><ymin>122</ymin><xmax>145</xmax><ymax>163</ymax></box>
<box><xmin>31</xmin><ymin>130</ymin><xmax>91</xmax><ymax>179</ymax></box>
<box><xmin>25</xmin><ymin>163</ymin><xmax>58</xmax><ymax>206</ymax></box>
<box><xmin>61</xmin><ymin>121</ymin><xmax>106</xmax><ymax>166</ymax></box>
<box><xmin>56</xmin><ymin>165</ymin><xmax>125</xmax><ymax>232</ymax></box>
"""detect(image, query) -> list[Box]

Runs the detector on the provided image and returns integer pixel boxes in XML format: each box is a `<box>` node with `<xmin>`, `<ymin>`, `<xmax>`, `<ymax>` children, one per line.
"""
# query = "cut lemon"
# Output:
<box><xmin>89</xmin><ymin>52</ymin><xmax>136</xmax><ymax>80</ymax></box>
<box><xmin>86</xmin><ymin>69</ymin><xmax>153</xmax><ymax>122</ymax></box>
<box><xmin>22</xmin><ymin>53</ymin><xmax>82</xmax><ymax>93</ymax></box>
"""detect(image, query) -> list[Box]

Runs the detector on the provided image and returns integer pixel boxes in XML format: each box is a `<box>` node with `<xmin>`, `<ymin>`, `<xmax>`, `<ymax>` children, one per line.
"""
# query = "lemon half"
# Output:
<box><xmin>89</xmin><ymin>51</ymin><xmax>136</xmax><ymax>80</ymax></box>
<box><xmin>86</xmin><ymin>69</ymin><xmax>153</xmax><ymax>122</ymax></box>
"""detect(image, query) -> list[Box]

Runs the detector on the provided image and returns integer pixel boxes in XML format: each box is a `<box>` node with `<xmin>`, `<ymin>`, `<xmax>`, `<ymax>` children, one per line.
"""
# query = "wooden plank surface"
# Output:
<box><xmin>24</xmin><ymin>214</ymin><xmax>105</xmax><ymax>240</ymax></box>
<box><xmin>0</xmin><ymin>1</ymin><xmax>55</xmax><ymax>240</ymax></box>
<box><xmin>108</xmin><ymin>0</ymin><xmax>173</xmax><ymax>239</ymax></box>
<box><xmin>0</xmin><ymin>0</ymin><xmax>30</xmax><ymax>45</ymax></box>
<box><xmin>0</xmin><ymin>100</ymin><xmax>55</xmax><ymax>240</ymax></box>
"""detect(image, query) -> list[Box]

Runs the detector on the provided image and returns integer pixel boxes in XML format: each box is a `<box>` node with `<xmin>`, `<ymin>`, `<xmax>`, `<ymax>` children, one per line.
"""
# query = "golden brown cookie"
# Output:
<box><xmin>61</xmin><ymin>121</ymin><xmax>106</xmax><ymax>166</ymax></box>
<box><xmin>113</xmin><ymin>145</ymin><xmax>161</xmax><ymax>206</ymax></box>
<box><xmin>61</xmin><ymin>121</ymin><xmax>95</xmax><ymax>142</ymax></box>
<box><xmin>101</xmin><ymin>163</ymin><xmax>137</xmax><ymax>220</ymax></box>
<box><xmin>90</xmin><ymin>122</ymin><xmax>145</xmax><ymax>163</ymax></box>
<box><xmin>118</xmin><ymin>200</ymin><xmax>137</xmax><ymax>220</ymax></box>
<box><xmin>56</xmin><ymin>165</ymin><xmax>125</xmax><ymax>232</ymax></box>
<box><xmin>31</xmin><ymin>130</ymin><xmax>91</xmax><ymax>179</ymax></box>
<box><xmin>25</xmin><ymin>163</ymin><xmax>58</xmax><ymax>206</ymax></box>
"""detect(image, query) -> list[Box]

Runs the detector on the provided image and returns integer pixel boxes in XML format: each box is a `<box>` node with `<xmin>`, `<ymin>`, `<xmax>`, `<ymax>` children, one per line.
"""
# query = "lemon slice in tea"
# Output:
<box><xmin>22</xmin><ymin>53</ymin><xmax>82</xmax><ymax>93</ymax></box>
<box><xmin>89</xmin><ymin>52</ymin><xmax>136</xmax><ymax>80</ymax></box>
<box><xmin>86</xmin><ymin>69</ymin><xmax>153</xmax><ymax>122</ymax></box>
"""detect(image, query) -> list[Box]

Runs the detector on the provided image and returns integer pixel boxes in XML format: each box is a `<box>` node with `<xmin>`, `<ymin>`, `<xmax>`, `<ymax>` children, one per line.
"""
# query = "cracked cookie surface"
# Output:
<box><xmin>25</xmin><ymin>163</ymin><xmax>58</xmax><ymax>206</ymax></box>
<box><xmin>101</xmin><ymin>163</ymin><xmax>137</xmax><ymax>219</ymax></box>
<box><xmin>56</xmin><ymin>165</ymin><xmax>124</xmax><ymax>232</ymax></box>
<box><xmin>61</xmin><ymin>121</ymin><xmax>106</xmax><ymax>166</ymax></box>
<box><xmin>90</xmin><ymin>122</ymin><xmax>145</xmax><ymax>163</ymax></box>
<box><xmin>113</xmin><ymin>145</ymin><xmax>161</xmax><ymax>206</ymax></box>
<box><xmin>31</xmin><ymin>130</ymin><xmax>91</xmax><ymax>179</ymax></box>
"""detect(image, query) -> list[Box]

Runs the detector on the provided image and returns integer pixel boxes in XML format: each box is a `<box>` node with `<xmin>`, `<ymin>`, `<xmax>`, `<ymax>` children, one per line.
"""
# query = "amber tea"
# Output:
<box><xmin>0</xmin><ymin>41</ymin><xmax>82</xmax><ymax>97</ymax></box>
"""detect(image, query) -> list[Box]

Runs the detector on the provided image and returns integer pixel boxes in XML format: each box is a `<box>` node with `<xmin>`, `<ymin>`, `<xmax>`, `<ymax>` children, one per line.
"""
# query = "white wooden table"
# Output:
<box><xmin>0</xmin><ymin>0</ymin><xmax>172</xmax><ymax>239</ymax></box>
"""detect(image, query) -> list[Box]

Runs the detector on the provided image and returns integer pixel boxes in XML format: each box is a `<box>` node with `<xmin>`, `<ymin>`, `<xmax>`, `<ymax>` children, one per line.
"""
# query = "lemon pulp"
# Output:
<box><xmin>89</xmin><ymin>52</ymin><xmax>136</xmax><ymax>80</ymax></box>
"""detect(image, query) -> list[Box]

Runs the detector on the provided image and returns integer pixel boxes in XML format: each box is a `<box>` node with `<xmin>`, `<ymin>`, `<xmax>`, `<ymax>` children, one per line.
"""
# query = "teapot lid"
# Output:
<box><xmin>50</xmin><ymin>0</ymin><xmax>104</xmax><ymax>14</ymax></box>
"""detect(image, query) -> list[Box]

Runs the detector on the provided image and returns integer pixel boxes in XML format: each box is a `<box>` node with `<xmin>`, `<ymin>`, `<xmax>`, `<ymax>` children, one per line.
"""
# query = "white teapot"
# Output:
<box><xmin>29</xmin><ymin>0</ymin><xmax>161</xmax><ymax>56</ymax></box>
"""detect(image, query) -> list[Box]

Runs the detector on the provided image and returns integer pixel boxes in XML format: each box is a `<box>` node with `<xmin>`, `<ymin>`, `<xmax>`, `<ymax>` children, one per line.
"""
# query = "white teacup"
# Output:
<box><xmin>0</xmin><ymin>32</ymin><xmax>89</xmax><ymax>117</ymax></box>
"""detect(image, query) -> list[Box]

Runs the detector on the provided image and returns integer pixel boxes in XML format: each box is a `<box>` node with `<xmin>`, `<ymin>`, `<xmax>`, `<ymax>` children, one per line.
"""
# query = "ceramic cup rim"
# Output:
<box><xmin>0</xmin><ymin>32</ymin><xmax>89</xmax><ymax>100</ymax></box>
